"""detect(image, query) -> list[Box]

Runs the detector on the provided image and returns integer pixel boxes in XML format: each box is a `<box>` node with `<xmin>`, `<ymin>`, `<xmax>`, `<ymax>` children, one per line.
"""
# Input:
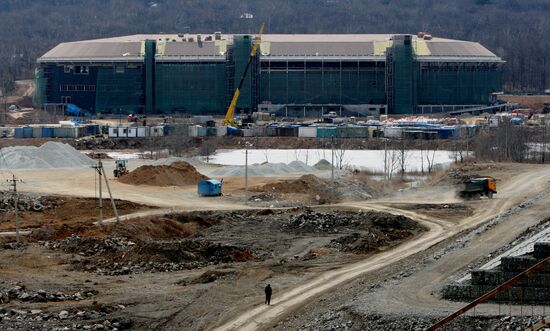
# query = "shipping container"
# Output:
<box><xmin>336</xmin><ymin>126</ymin><xmax>367</xmax><ymax>138</ymax></box>
<box><xmin>298</xmin><ymin>126</ymin><xmax>317</xmax><ymax>138</ymax></box>
<box><xmin>117</xmin><ymin>127</ymin><xmax>129</xmax><ymax>138</ymax></box>
<box><xmin>188</xmin><ymin>125</ymin><xmax>199</xmax><ymax>137</ymax></box>
<box><xmin>137</xmin><ymin>126</ymin><xmax>149</xmax><ymax>137</ymax></box>
<box><xmin>150</xmin><ymin>126</ymin><xmax>165</xmax><ymax>137</ymax></box>
<box><xmin>197</xmin><ymin>126</ymin><xmax>208</xmax><ymax>137</ymax></box>
<box><xmin>317</xmin><ymin>127</ymin><xmax>337</xmax><ymax>138</ymax></box>
<box><xmin>242</xmin><ymin>129</ymin><xmax>255</xmax><ymax>137</ymax></box>
<box><xmin>108</xmin><ymin>127</ymin><xmax>118</xmax><ymax>138</ymax></box>
<box><xmin>265</xmin><ymin>127</ymin><xmax>278</xmax><ymax>137</ymax></box>
<box><xmin>86</xmin><ymin>125</ymin><xmax>100</xmax><ymax>136</ymax></box>
<box><xmin>252</xmin><ymin>126</ymin><xmax>266</xmax><ymax>137</ymax></box>
<box><xmin>437</xmin><ymin>127</ymin><xmax>457</xmax><ymax>139</ymax></box>
<box><xmin>383</xmin><ymin>126</ymin><xmax>403</xmax><ymax>138</ymax></box>
<box><xmin>276</xmin><ymin>127</ymin><xmax>298</xmax><ymax>137</ymax></box>
<box><xmin>77</xmin><ymin>126</ymin><xmax>87</xmax><ymax>138</ymax></box>
<box><xmin>163</xmin><ymin>125</ymin><xmax>175</xmax><ymax>136</ymax></box>
<box><xmin>23</xmin><ymin>127</ymin><xmax>33</xmax><ymax>138</ymax></box>
<box><xmin>206</xmin><ymin>127</ymin><xmax>217</xmax><ymax>137</ymax></box>
<box><xmin>127</xmin><ymin>127</ymin><xmax>138</xmax><ymax>138</ymax></box>
<box><xmin>41</xmin><ymin>127</ymin><xmax>54</xmax><ymax>138</ymax></box>
<box><xmin>32</xmin><ymin>127</ymin><xmax>43</xmax><ymax>138</ymax></box>
<box><xmin>54</xmin><ymin>127</ymin><xmax>76</xmax><ymax>138</ymax></box>
<box><xmin>14</xmin><ymin>127</ymin><xmax>25</xmax><ymax>138</ymax></box>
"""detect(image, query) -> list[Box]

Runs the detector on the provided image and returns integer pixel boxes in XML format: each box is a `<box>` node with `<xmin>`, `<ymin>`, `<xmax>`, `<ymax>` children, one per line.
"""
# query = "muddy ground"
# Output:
<box><xmin>0</xmin><ymin>207</ymin><xmax>425</xmax><ymax>330</ymax></box>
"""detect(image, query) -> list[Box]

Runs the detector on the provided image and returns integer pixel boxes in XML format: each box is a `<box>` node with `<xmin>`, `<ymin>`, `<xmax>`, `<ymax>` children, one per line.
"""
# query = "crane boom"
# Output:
<box><xmin>224</xmin><ymin>22</ymin><xmax>265</xmax><ymax>127</ymax></box>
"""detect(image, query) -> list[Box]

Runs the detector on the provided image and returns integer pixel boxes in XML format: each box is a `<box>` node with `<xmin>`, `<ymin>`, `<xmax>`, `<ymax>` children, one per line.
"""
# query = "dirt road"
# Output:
<box><xmin>213</xmin><ymin>164</ymin><xmax>550</xmax><ymax>330</ymax></box>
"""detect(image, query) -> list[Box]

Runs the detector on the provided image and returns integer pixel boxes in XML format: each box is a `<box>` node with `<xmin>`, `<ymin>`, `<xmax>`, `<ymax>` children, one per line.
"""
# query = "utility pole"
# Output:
<box><xmin>92</xmin><ymin>156</ymin><xmax>120</xmax><ymax>224</ymax></box>
<box><xmin>92</xmin><ymin>157</ymin><xmax>104</xmax><ymax>225</ymax></box>
<box><xmin>7</xmin><ymin>175</ymin><xmax>23</xmax><ymax>244</ymax></box>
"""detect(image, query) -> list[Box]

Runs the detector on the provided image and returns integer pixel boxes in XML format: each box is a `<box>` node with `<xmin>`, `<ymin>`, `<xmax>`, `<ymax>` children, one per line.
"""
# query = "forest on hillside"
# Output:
<box><xmin>0</xmin><ymin>0</ymin><xmax>549</xmax><ymax>94</ymax></box>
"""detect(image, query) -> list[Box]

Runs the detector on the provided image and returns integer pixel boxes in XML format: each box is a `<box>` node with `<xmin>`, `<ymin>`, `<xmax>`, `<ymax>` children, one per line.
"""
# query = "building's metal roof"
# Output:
<box><xmin>160</xmin><ymin>42</ymin><xmax>224</xmax><ymax>58</ymax></box>
<box><xmin>39</xmin><ymin>41</ymin><xmax>143</xmax><ymax>62</ymax></box>
<box><xmin>38</xmin><ymin>34</ymin><xmax>501</xmax><ymax>63</ymax></box>
<box><xmin>268</xmin><ymin>42</ymin><xmax>375</xmax><ymax>56</ymax></box>
<box><xmin>426</xmin><ymin>41</ymin><xmax>496</xmax><ymax>57</ymax></box>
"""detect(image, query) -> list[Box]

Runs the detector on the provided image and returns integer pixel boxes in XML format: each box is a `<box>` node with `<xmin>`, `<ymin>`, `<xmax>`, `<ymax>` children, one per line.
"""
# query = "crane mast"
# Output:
<box><xmin>223</xmin><ymin>23</ymin><xmax>265</xmax><ymax>127</ymax></box>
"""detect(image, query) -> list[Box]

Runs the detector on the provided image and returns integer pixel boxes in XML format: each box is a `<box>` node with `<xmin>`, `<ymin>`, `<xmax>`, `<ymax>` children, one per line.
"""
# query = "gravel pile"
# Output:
<box><xmin>313</xmin><ymin>159</ymin><xmax>333</xmax><ymax>170</ymax></box>
<box><xmin>0</xmin><ymin>192</ymin><xmax>58</xmax><ymax>212</ymax></box>
<box><xmin>0</xmin><ymin>142</ymin><xmax>94</xmax><ymax>169</ymax></box>
<box><xmin>207</xmin><ymin>161</ymin><xmax>314</xmax><ymax>177</ymax></box>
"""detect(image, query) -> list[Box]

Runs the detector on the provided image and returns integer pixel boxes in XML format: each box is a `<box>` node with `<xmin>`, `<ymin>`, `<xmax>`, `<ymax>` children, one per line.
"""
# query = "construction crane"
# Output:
<box><xmin>223</xmin><ymin>22</ymin><xmax>265</xmax><ymax>127</ymax></box>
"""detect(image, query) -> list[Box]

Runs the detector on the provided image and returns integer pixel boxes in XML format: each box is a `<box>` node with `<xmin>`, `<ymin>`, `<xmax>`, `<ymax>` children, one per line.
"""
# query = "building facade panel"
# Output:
<box><xmin>35</xmin><ymin>33</ymin><xmax>504</xmax><ymax>116</ymax></box>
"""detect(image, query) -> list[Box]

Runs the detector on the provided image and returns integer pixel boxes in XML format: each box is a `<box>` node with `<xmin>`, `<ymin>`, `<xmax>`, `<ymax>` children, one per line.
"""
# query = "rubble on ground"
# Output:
<box><xmin>0</xmin><ymin>285</ymin><xmax>96</xmax><ymax>304</ymax></box>
<box><xmin>0</xmin><ymin>305</ymin><xmax>132</xmax><ymax>331</ymax></box>
<box><xmin>0</xmin><ymin>192</ymin><xmax>58</xmax><ymax>212</ymax></box>
<box><xmin>44</xmin><ymin>235</ymin><xmax>254</xmax><ymax>275</ymax></box>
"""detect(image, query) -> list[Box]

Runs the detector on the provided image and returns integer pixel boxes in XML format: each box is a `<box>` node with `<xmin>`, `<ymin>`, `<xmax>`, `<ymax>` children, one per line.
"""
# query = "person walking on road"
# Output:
<box><xmin>265</xmin><ymin>284</ymin><xmax>272</xmax><ymax>305</ymax></box>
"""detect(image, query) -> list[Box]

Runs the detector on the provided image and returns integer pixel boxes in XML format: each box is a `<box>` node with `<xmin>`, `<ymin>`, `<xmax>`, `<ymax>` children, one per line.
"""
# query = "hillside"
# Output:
<box><xmin>0</xmin><ymin>0</ymin><xmax>548</xmax><ymax>93</ymax></box>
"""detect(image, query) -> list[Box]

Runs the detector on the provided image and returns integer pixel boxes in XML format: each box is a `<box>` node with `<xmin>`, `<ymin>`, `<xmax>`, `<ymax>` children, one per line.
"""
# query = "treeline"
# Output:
<box><xmin>0</xmin><ymin>0</ymin><xmax>549</xmax><ymax>93</ymax></box>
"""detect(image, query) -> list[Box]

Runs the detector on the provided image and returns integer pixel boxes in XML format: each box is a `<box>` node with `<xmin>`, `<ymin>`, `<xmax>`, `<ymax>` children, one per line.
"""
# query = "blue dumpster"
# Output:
<box><xmin>197</xmin><ymin>180</ymin><xmax>222</xmax><ymax>196</ymax></box>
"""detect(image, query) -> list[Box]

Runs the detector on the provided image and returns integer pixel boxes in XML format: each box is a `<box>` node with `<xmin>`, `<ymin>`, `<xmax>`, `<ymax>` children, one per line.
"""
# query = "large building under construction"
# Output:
<box><xmin>34</xmin><ymin>33</ymin><xmax>503</xmax><ymax>116</ymax></box>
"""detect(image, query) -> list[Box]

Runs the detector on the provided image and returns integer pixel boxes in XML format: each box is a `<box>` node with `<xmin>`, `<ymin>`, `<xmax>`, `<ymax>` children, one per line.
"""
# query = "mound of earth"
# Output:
<box><xmin>253</xmin><ymin>174</ymin><xmax>327</xmax><ymax>194</ymax></box>
<box><xmin>119</xmin><ymin>161</ymin><xmax>207</xmax><ymax>186</ymax></box>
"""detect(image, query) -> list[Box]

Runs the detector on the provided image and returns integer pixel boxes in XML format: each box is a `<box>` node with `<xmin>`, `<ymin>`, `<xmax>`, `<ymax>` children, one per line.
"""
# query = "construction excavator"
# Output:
<box><xmin>223</xmin><ymin>23</ymin><xmax>265</xmax><ymax>127</ymax></box>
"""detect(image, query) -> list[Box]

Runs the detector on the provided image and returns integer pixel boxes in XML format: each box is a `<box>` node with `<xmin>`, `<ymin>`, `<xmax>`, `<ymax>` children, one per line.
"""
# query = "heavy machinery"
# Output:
<box><xmin>459</xmin><ymin>177</ymin><xmax>497</xmax><ymax>199</ymax></box>
<box><xmin>113</xmin><ymin>160</ymin><xmax>129</xmax><ymax>178</ymax></box>
<box><xmin>223</xmin><ymin>23</ymin><xmax>265</xmax><ymax>127</ymax></box>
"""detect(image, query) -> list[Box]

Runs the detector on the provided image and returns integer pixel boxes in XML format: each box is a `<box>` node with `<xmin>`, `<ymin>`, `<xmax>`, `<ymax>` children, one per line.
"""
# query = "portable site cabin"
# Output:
<box><xmin>197</xmin><ymin>179</ymin><xmax>222</xmax><ymax>196</ymax></box>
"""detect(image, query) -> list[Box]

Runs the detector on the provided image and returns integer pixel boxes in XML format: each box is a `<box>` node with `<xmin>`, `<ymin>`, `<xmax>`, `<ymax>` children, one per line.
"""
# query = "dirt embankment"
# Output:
<box><xmin>249</xmin><ymin>174</ymin><xmax>377</xmax><ymax>205</ymax></box>
<box><xmin>0</xmin><ymin>194</ymin><xmax>154</xmax><ymax>232</ymax></box>
<box><xmin>118</xmin><ymin>161</ymin><xmax>207</xmax><ymax>186</ymax></box>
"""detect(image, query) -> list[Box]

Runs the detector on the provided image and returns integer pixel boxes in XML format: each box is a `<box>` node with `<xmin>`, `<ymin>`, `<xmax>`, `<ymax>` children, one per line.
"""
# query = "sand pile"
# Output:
<box><xmin>118</xmin><ymin>161</ymin><xmax>207</xmax><ymax>186</ymax></box>
<box><xmin>0</xmin><ymin>142</ymin><xmax>94</xmax><ymax>170</ymax></box>
<box><xmin>253</xmin><ymin>174</ymin><xmax>327</xmax><ymax>194</ymax></box>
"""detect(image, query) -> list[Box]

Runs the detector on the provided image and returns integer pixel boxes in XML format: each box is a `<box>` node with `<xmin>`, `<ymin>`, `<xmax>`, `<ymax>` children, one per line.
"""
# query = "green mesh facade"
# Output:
<box><xmin>416</xmin><ymin>63</ymin><xmax>501</xmax><ymax>105</ymax></box>
<box><xmin>33</xmin><ymin>68</ymin><xmax>47</xmax><ymax>107</ymax></box>
<box><xmin>155</xmin><ymin>62</ymin><xmax>226</xmax><ymax>114</ymax></box>
<box><xmin>95</xmin><ymin>66</ymin><xmax>144</xmax><ymax>114</ymax></box>
<box><xmin>258</xmin><ymin>61</ymin><xmax>386</xmax><ymax>105</ymax></box>
<box><xmin>387</xmin><ymin>36</ymin><xmax>415</xmax><ymax>114</ymax></box>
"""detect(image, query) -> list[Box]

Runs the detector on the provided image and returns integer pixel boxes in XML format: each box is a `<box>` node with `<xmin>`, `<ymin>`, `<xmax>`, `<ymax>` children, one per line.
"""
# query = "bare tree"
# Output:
<box><xmin>335</xmin><ymin>138</ymin><xmax>348</xmax><ymax>170</ymax></box>
<box><xmin>397</xmin><ymin>137</ymin><xmax>410</xmax><ymax>179</ymax></box>
<box><xmin>200</xmin><ymin>137</ymin><xmax>220</xmax><ymax>163</ymax></box>
<box><xmin>424</xmin><ymin>139</ymin><xmax>439</xmax><ymax>173</ymax></box>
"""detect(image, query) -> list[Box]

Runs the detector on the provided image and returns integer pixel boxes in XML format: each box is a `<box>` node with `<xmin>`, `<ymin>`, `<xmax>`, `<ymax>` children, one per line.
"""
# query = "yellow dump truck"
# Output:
<box><xmin>459</xmin><ymin>177</ymin><xmax>497</xmax><ymax>200</ymax></box>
